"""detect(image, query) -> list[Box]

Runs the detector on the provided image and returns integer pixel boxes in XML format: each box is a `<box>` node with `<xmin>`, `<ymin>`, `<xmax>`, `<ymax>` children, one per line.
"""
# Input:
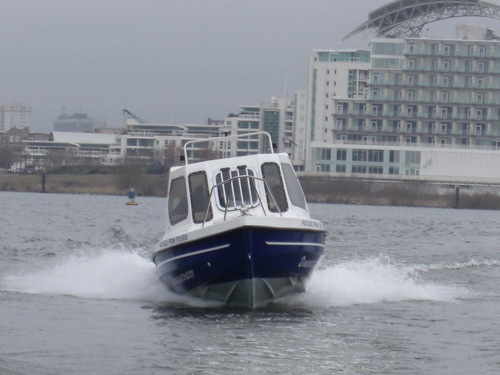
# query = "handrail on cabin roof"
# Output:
<box><xmin>183</xmin><ymin>131</ymin><xmax>274</xmax><ymax>167</ymax></box>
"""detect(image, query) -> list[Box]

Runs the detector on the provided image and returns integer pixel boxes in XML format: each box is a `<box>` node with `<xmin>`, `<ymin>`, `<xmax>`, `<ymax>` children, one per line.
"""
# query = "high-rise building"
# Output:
<box><xmin>305</xmin><ymin>49</ymin><xmax>370</xmax><ymax>145</ymax></box>
<box><xmin>331</xmin><ymin>36</ymin><xmax>500</xmax><ymax>148</ymax></box>
<box><xmin>305</xmin><ymin>28</ymin><xmax>500</xmax><ymax>180</ymax></box>
<box><xmin>0</xmin><ymin>104</ymin><xmax>32</xmax><ymax>132</ymax></box>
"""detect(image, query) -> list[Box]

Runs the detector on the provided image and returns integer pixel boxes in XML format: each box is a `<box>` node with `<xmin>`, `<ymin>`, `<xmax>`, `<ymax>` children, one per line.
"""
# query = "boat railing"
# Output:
<box><xmin>202</xmin><ymin>174</ymin><xmax>282</xmax><ymax>227</ymax></box>
<box><xmin>183</xmin><ymin>131</ymin><xmax>274</xmax><ymax>166</ymax></box>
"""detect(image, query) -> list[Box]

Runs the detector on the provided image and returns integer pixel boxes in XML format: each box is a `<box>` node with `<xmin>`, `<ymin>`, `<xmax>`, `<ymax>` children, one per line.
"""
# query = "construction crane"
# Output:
<box><xmin>122</xmin><ymin>108</ymin><xmax>147</xmax><ymax>124</ymax></box>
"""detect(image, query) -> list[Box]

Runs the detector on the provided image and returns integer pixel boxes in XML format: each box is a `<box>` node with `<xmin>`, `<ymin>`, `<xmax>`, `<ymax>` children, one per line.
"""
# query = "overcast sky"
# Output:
<box><xmin>2</xmin><ymin>0</ymin><xmax>500</xmax><ymax>131</ymax></box>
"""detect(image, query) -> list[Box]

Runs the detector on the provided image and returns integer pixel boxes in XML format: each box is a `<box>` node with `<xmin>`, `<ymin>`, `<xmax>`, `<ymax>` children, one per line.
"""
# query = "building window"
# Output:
<box><xmin>352</xmin><ymin>165</ymin><xmax>367</xmax><ymax>174</ymax></box>
<box><xmin>372</xmin><ymin>104</ymin><xmax>383</xmax><ymax>116</ymax></box>
<box><xmin>465</xmin><ymin>60</ymin><xmax>471</xmax><ymax>72</ymax></box>
<box><xmin>352</xmin><ymin>149</ymin><xmax>367</xmax><ymax>161</ymax></box>
<box><xmin>336</xmin><ymin>149</ymin><xmax>347</xmax><ymax>161</ymax></box>
<box><xmin>336</xmin><ymin>103</ymin><xmax>346</xmax><ymax>113</ymax></box>
<box><xmin>476</xmin><ymin>124</ymin><xmax>486</xmax><ymax>136</ymax></box>
<box><xmin>368</xmin><ymin>166</ymin><xmax>383</xmax><ymax>174</ymax></box>
<box><xmin>126</xmin><ymin>138</ymin><xmax>137</xmax><ymax>146</ymax></box>
<box><xmin>440</xmin><ymin>122</ymin><xmax>451</xmax><ymax>134</ymax></box>
<box><xmin>389</xmin><ymin>166</ymin><xmax>400</xmax><ymax>175</ymax></box>
<box><xmin>440</xmin><ymin>107</ymin><xmax>451</xmax><ymax>119</ymax></box>
<box><xmin>335</xmin><ymin>118</ymin><xmax>345</xmax><ymax>129</ymax></box>
<box><xmin>316</xmin><ymin>164</ymin><xmax>330</xmax><ymax>172</ymax></box>
<box><xmin>368</xmin><ymin>150</ymin><xmax>384</xmax><ymax>162</ymax></box>
<box><xmin>336</xmin><ymin>164</ymin><xmax>346</xmax><ymax>173</ymax></box>
<box><xmin>318</xmin><ymin>148</ymin><xmax>332</xmax><ymax>160</ymax></box>
<box><xmin>427</xmin><ymin>122</ymin><xmax>435</xmax><ymax>133</ymax></box>
<box><xmin>440</xmin><ymin>91</ymin><xmax>449</xmax><ymax>102</ymax></box>
<box><xmin>465</xmin><ymin>76</ymin><xmax>472</xmax><ymax>88</ymax></box>
<box><xmin>392</xmin><ymin>120</ymin><xmax>400</xmax><ymax>131</ymax></box>
<box><xmin>389</xmin><ymin>150</ymin><xmax>400</xmax><ymax>163</ymax></box>
<box><xmin>407</xmin><ymin>120</ymin><xmax>417</xmax><ymax>132</ymax></box>
<box><xmin>405</xmin><ymin>151</ymin><xmax>421</xmax><ymax>164</ymax></box>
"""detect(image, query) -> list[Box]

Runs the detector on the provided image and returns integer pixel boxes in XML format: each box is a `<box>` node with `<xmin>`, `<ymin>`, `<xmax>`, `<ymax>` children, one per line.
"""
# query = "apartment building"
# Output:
<box><xmin>307</xmin><ymin>28</ymin><xmax>500</xmax><ymax>182</ymax></box>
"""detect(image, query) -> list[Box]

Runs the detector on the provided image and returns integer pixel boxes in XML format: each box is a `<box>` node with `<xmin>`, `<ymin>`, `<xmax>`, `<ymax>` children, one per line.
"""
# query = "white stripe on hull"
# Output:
<box><xmin>265</xmin><ymin>241</ymin><xmax>325</xmax><ymax>248</ymax></box>
<box><xmin>156</xmin><ymin>244</ymin><xmax>230</xmax><ymax>268</ymax></box>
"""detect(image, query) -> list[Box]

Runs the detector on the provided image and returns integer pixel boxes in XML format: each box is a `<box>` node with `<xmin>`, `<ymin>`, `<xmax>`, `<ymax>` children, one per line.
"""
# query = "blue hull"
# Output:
<box><xmin>153</xmin><ymin>226</ymin><xmax>325</xmax><ymax>308</ymax></box>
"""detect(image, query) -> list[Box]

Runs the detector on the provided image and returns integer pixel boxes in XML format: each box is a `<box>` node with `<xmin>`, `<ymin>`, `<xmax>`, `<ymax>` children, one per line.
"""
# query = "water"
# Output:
<box><xmin>1</xmin><ymin>192</ymin><xmax>500</xmax><ymax>374</ymax></box>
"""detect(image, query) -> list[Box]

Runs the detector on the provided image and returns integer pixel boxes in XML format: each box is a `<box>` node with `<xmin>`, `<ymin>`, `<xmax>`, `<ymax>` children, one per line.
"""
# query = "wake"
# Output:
<box><xmin>1</xmin><ymin>250</ymin><xmax>480</xmax><ymax>308</ymax></box>
<box><xmin>296</xmin><ymin>257</ymin><xmax>470</xmax><ymax>307</ymax></box>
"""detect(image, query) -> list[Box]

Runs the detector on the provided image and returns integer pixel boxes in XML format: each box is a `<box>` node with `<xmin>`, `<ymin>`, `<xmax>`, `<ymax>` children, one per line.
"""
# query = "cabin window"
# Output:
<box><xmin>168</xmin><ymin>177</ymin><xmax>188</xmax><ymax>225</ymax></box>
<box><xmin>261</xmin><ymin>162</ymin><xmax>288</xmax><ymax>213</ymax></box>
<box><xmin>215</xmin><ymin>166</ymin><xmax>258</xmax><ymax>209</ymax></box>
<box><xmin>189</xmin><ymin>171</ymin><xmax>212</xmax><ymax>223</ymax></box>
<box><xmin>281</xmin><ymin>163</ymin><xmax>306</xmax><ymax>209</ymax></box>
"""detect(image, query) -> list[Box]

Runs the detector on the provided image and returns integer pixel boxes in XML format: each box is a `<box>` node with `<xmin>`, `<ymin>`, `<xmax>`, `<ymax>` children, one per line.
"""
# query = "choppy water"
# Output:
<box><xmin>1</xmin><ymin>192</ymin><xmax>500</xmax><ymax>374</ymax></box>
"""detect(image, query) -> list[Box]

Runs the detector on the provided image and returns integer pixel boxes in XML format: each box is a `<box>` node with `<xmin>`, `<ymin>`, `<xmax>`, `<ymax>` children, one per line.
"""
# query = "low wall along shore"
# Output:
<box><xmin>1</xmin><ymin>173</ymin><xmax>500</xmax><ymax>210</ymax></box>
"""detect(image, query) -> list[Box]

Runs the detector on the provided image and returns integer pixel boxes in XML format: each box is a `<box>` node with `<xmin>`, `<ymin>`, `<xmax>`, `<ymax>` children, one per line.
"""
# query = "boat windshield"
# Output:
<box><xmin>189</xmin><ymin>171</ymin><xmax>212</xmax><ymax>223</ymax></box>
<box><xmin>168</xmin><ymin>177</ymin><xmax>188</xmax><ymax>225</ymax></box>
<box><xmin>281</xmin><ymin>163</ymin><xmax>306</xmax><ymax>209</ymax></box>
<box><xmin>261</xmin><ymin>162</ymin><xmax>288</xmax><ymax>213</ymax></box>
<box><xmin>215</xmin><ymin>166</ymin><xmax>258</xmax><ymax>210</ymax></box>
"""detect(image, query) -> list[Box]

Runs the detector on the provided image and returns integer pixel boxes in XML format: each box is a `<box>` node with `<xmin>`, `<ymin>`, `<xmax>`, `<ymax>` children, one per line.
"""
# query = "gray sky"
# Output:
<box><xmin>2</xmin><ymin>0</ymin><xmax>499</xmax><ymax>131</ymax></box>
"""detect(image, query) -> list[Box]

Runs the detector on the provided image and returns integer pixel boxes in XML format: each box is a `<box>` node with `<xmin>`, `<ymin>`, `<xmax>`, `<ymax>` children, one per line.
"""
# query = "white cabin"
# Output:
<box><xmin>164</xmin><ymin>151</ymin><xmax>311</xmax><ymax>240</ymax></box>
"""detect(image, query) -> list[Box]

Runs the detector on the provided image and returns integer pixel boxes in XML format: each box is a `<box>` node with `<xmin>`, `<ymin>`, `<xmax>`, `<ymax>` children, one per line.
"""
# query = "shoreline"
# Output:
<box><xmin>2</xmin><ymin>173</ymin><xmax>500</xmax><ymax>210</ymax></box>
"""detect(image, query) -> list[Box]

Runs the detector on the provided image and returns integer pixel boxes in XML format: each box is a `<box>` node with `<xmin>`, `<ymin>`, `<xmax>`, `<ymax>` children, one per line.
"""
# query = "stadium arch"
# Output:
<box><xmin>344</xmin><ymin>0</ymin><xmax>500</xmax><ymax>40</ymax></box>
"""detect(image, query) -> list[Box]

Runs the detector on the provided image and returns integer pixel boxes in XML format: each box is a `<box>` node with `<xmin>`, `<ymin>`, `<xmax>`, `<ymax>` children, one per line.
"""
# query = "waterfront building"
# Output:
<box><xmin>22</xmin><ymin>132</ymin><xmax>119</xmax><ymax>169</ymax></box>
<box><xmin>223</xmin><ymin>95</ymin><xmax>298</xmax><ymax>164</ymax></box>
<box><xmin>0</xmin><ymin>105</ymin><xmax>32</xmax><ymax>132</ymax></box>
<box><xmin>305</xmin><ymin>49</ymin><xmax>370</xmax><ymax>145</ymax></box>
<box><xmin>293</xmin><ymin>89</ymin><xmax>308</xmax><ymax>171</ymax></box>
<box><xmin>53</xmin><ymin>113</ymin><xmax>99</xmax><ymax>133</ymax></box>
<box><xmin>310</xmin><ymin>142</ymin><xmax>500</xmax><ymax>183</ymax></box>
<box><xmin>0</xmin><ymin>127</ymin><xmax>31</xmax><ymax>145</ymax></box>
<box><xmin>306</xmin><ymin>26</ymin><xmax>500</xmax><ymax>182</ymax></box>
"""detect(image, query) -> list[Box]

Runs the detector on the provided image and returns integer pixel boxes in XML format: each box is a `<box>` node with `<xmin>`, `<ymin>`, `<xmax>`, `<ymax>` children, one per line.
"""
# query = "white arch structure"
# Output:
<box><xmin>344</xmin><ymin>0</ymin><xmax>500</xmax><ymax>40</ymax></box>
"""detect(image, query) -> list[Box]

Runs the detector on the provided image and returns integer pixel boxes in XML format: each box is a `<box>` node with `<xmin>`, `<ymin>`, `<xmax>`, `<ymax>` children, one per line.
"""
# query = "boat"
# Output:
<box><xmin>152</xmin><ymin>132</ymin><xmax>326</xmax><ymax>308</ymax></box>
<box><xmin>126</xmin><ymin>201</ymin><xmax>139</xmax><ymax>206</ymax></box>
